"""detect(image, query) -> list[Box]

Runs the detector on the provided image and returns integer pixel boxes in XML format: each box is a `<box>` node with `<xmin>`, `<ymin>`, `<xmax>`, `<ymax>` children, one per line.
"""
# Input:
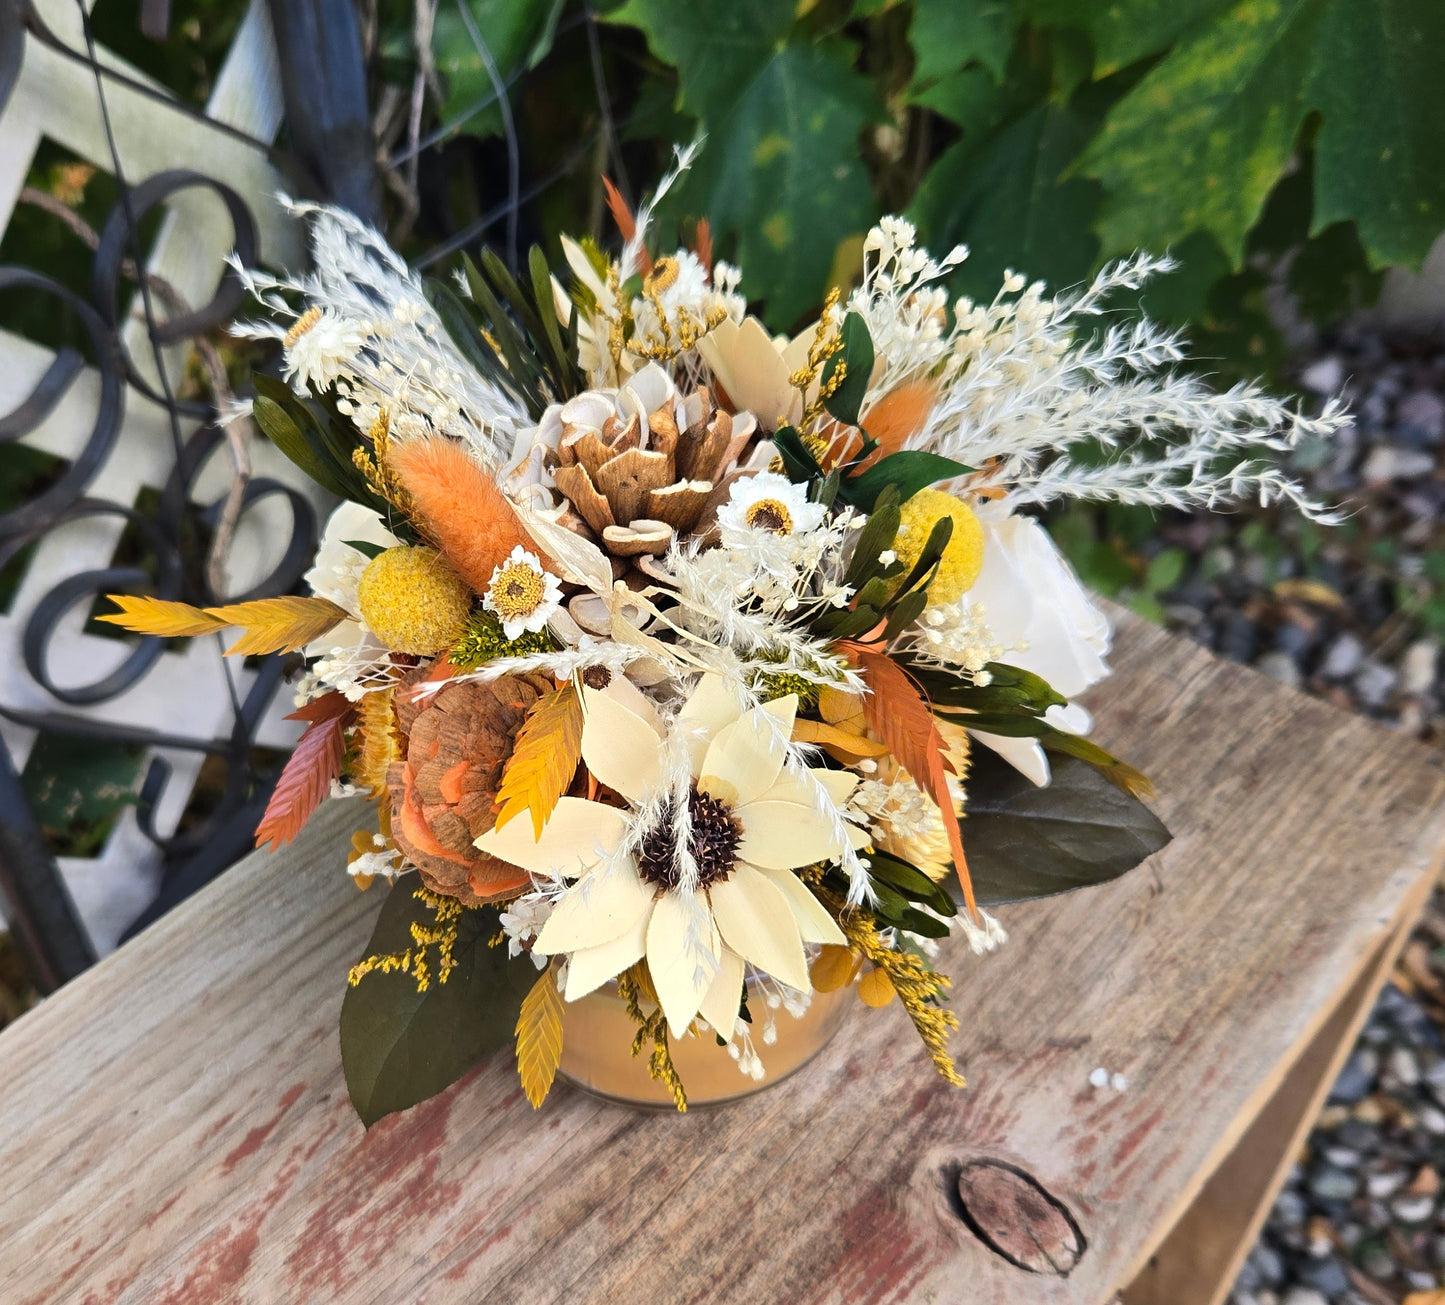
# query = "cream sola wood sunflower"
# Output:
<box><xmin>475</xmin><ymin>671</ymin><xmax>862</xmax><ymax>1039</ymax></box>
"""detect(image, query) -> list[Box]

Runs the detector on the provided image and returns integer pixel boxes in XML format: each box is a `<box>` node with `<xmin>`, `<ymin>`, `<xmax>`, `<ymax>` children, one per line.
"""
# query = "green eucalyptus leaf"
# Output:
<box><xmin>339</xmin><ymin>883</ymin><xmax>536</xmax><ymax>1127</ymax></box>
<box><xmin>959</xmin><ymin>750</ymin><xmax>1170</xmax><ymax>907</ymax></box>
<box><xmin>841</xmin><ymin>451</ymin><xmax>973</xmax><ymax>512</ymax></box>
<box><xmin>822</xmin><ymin>313</ymin><xmax>874</xmax><ymax>427</ymax></box>
<box><xmin>844</xmin><ymin>493</ymin><xmax>902</xmax><ymax>587</ymax></box>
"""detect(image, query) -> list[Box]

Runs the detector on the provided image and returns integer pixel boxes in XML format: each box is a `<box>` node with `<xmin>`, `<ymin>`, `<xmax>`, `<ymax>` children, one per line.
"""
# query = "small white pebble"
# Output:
<box><xmin>1088</xmin><ymin>1067</ymin><xmax>1110</xmax><ymax>1089</ymax></box>
<box><xmin>1110</xmin><ymin>1073</ymin><xmax>1128</xmax><ymax>1092</ymax></box>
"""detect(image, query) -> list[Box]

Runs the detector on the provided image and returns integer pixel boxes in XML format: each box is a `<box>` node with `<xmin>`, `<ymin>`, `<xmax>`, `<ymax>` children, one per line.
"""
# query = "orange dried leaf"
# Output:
<box><xmin>492</xmin><ymin>683</ymin><xmax>583</xmax><ymax>839</ymax></box>
<box><xmin>858</xmin><ymin>966</ymin><xmax>896</xmax><ymax>1008</ymax></box>
<box><xmin>209</xmin><ymin>596</ymin><xmax>349</xmax><ymax>656</ymax></box>
<box><xmin>601</xmin><ymin>175</ymin><xmax>635</xmax><ymax>243</ymax></box>
<box><xmin>254</xmin><ymin>707</ymin><xmax>355</xmax><ymax>850</ymax></box>
<box><xmin>98</xmin><ymin>594</ymin><xmax>229</xmax><ymax>638</ymax></box>
<box><xmin>515</xmin><ymin>967</ymin><xmax>565</xmax><ymax>1108</ymax></box>
<box><xmin>842</xmin><ymin>645</ymin><xmax>978</xmax><ymax>920</ymax></box>
<box><xmin>694</xmin><ymin>218</ymin><xmax>713</xmax><ymax>274</ymax></box>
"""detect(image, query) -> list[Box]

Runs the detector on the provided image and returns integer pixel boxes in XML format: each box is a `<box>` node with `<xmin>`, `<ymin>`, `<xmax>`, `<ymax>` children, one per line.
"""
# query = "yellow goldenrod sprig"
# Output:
<box><xmin>348</xmin><ymin>885</ymin><xmax>464</xmax><ymax>993</ymax></box>
<box><xmin>820</xmin><ymin>886</ymin><xmax>966</xmax><ymax>1088</ymax></box>
<box><xmin>351</xmin><ymin>407</ymin><xmax>416</xmax><ymax>522</ymax></box>
<box><xmin>617</xmin><ymin>965</ymin><xmax>688</xmax><ymax>1112</ymax></box>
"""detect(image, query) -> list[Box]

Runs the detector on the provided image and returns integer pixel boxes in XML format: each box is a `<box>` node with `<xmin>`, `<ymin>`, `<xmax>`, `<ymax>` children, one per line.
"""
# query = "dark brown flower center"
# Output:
<box><xmin>582</xmin><ymin>665</ymin><xmax>613</xmax><ymax>690</ymax></box>
<box><xmin>636</xmin><ymin>787</ymin><xmax>741</xmax><ymax>891</ymax></box>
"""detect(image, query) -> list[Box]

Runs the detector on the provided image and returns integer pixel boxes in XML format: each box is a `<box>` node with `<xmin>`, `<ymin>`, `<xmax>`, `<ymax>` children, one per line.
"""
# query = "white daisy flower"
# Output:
<box><xmin>482</xmin><ymin>545</ymin><xmax>563</xmax><ymax>639</ymax></box>
<box><xmin>475</xmin><ymin>673</ymin><xmax>861</xmax><ymax>1041</ymax></box>
<box><xmin>282</xmin><ymin>305</ymin><xmax>367</xmax><ymax>393</ymax></box>
<box><xmin>716</xmin><ymin>471</ymin><xmax>826</xmax><ymax>544</ymax></box>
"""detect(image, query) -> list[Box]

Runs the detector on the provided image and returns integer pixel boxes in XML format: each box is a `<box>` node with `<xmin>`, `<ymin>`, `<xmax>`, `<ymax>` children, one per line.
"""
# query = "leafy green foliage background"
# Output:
<box><xmin>400</xmin><ymin>0</ymin><xmax>1442</xmax><ymax>369</ymax></box>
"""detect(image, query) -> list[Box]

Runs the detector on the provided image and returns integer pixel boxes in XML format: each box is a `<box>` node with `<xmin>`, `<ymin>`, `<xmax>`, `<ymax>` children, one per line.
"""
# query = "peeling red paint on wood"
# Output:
<box><xmin>221</xmin><ymin>1081</ymin><xmax>307</xmax><ymax>1173</ymax></box>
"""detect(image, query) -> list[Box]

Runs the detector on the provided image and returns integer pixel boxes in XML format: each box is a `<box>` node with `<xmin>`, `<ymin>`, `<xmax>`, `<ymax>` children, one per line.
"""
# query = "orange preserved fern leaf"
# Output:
<box><xmin>841</xmin><ymin>645</ymin><xmax>978</xmax><ymax>921</ymax></box>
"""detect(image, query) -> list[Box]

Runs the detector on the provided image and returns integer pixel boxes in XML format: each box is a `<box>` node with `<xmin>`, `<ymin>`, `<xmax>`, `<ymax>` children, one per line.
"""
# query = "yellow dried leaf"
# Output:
<box><xmin>792</xmin><ymin>718</ymin><xmax>889</xmax><ymax>763</ymax></box>
<box><xmin>516</xmin><ymin>967</ymin><xmax>565</xmax><ymax>1108</ymax></box>
<box><xmin>858</xmin><ymin>966</ymin><xmax>896</xmax><ymax>1008</ymax></box>
<box><xmin>811</xmin><ymin>944</ymin><xmax>859</xmax><ymax>993</ymax></box>
<box><xmin>818</xmin><ymin>685</ymin><xmax>866</xmax><ymax>728</ymax></box>
<box><xmin>207</xmin><ymin>596</ymin><xmax>349</xmax><ymax>656</ymax></box>
<box><xmin>98</xmin><ymin>594</ymin><xmax>229</xmax><ymax>638</ymax></box>
<box><xmin>354</xmin><ymin>687</ymin><xmax>401</xmax><ymax>799</ymax></box>
<box><xmin>493</xmin><ymin>683</ymin><xmax>583</xmax><ymax>839</ymax></box>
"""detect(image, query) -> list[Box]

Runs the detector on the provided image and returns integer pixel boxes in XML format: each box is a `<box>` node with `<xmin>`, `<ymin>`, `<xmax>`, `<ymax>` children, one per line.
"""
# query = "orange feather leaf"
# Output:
<box><xmin>492</xmin><ymin>683</ymin><xmax>583</xmax><ymax>839</ymax></box>
<box><xmin>254</xmin><ymin>703</ymin><xmax>356</xmax><ymax>850</ymax></box>
<box><xmin>841</xmin><ymin>644</ymin><xmax>978</xmax><ymax>920</ymax></box>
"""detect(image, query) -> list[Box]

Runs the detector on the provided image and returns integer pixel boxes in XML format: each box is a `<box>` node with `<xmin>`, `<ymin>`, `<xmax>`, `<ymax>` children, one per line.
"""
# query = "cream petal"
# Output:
<box><xmin>736</xmin><ymin>799</ymin><xmax>844</xmax><ymax>870</ymax></box>
<box><xmin>475</xmin><ymin>796</ymin><xmax>627</xmax><ymax>876</ymax></box>
<box><xmin>754</xmin><ymin>865</ymin><xmax>846</xmax><ymax>947</ymax></box>
<box><xmin>698</xmin><ymin>696</ymin><xmax>796</xmax><ymax>808</ymax></box>
<box><xmin>969</xmin><ymin>729</ymin><xmax>1051</xmax><ymax>786</ymax></box>
<box><xmin>532</xmin><ymin>858</ymin><xmax>652</xmax><ymax>954</ymax></box>
<box><xmin>708</xmin><ymin>865</ymin><xmax>809</xmax><ymax>992</ymax></box>
<box><xmin>697</xmin><ymin>945</ymin><xmax>746</xmax><ymax>1042</ymax></box>
<box><xmin>645</xmin><ymin>891</ymin><xmax>719</xmax><ymax>1039</ymax></box>
<box><xmin>674</xmin><ymin>674</ymin><xmax>744</xmax><ymax>773</ymax></box>
<box><xmin>562</xmin><ymin>906</ymin><xmax>651</xmax><ymax>1001</ymax></box>
<box><xmin>580</xmin><ymin>684</ymin><xmax>663</xmax><ymax>803</ymax></box>
<box><xmin>758</xmin><ymin>765</ymin><xmax>858</xmax><ymax>808</ymax></box>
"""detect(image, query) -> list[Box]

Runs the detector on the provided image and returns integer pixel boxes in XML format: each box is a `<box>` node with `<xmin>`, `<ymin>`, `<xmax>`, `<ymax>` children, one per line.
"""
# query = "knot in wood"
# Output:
<box><xmin>951</xmin><ymin>1160</ymin><xmax>1086</xmax><ymax>1276</ymax></box>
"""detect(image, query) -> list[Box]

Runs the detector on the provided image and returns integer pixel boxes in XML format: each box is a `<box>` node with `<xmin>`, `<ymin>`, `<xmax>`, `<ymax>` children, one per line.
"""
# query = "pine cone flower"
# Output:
<box><xmin>387</xmin><ymin>668</ymin><xmax>553</xmax><ymax>905</ymax></box>
<box><xmin>551</xmin><ymin>363</ymin><xmax>756</xmax><ymax>558</ymax></box>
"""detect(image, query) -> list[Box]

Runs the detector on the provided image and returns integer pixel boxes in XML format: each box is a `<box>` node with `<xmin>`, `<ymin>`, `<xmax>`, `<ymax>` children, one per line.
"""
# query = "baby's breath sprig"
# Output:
<box><xmin>348</xmin><ymin>885</ymin><xmax>463</xmax><ymax>993</ymax></box>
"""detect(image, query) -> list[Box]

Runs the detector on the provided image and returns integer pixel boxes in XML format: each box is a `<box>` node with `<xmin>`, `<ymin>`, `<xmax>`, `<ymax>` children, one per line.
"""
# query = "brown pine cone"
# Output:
<box><xmin>387</xmin><ymin>666</ymin><xmax>551</xmax><ymax>905</ymax></box>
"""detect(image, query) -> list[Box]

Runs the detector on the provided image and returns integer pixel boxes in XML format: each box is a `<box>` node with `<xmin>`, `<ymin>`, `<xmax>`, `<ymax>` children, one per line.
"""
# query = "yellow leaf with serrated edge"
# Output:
<box><xmin>493</xmin><ymin>683</ymin><xmax>583</xmax><ymax>839</ymax></box>
<box><xmin>98</xmin><ymin>595</ymin><xmax>229</xmax><ymax>638</ymax></box>
<box><xmin>208</xmin><ymin>596</ymin><xmax>349</xmax><ymax>656</ymax></box>
<box><xmin>100</xmin><ymin>593</ymin><xmax>347</xmax><ymax>656</ymax></box>
<box><xmin>516</xmin><ymin>967</ymin><xmax>564</xmax><ymax>1108</ymax></box>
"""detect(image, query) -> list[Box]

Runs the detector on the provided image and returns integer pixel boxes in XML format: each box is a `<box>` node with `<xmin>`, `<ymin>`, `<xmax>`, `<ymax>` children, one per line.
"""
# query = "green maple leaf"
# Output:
<box><xmin>610</xmin><ymin>2</ymin><xmax>881</xmax><ymax>327</ymax></box>
<box><xmin>909</xmin><ymin>104</ymin><xmax>1100</xmax><ymax>301</ymax></box>
<box><xmin>908</xmin><ymin>0</ymin><xmax>1018</xmax><ymax>87</ymax></box>
<box><xmin>1074</xmin><ymin>0</ymin><xmax>1445</xmax><ymax>269</ymax></box>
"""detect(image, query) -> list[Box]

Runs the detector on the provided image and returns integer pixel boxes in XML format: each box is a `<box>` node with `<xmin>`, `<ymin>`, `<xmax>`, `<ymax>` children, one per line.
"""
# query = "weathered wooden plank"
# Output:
<box><xmin>1</xmin><ymin>611</ymin><xmax>1443</xmax><ymax>1304</ymax></box>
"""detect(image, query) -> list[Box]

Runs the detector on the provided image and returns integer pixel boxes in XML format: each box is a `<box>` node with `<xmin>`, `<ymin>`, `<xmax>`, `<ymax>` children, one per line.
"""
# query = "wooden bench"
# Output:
<box><xmin>2</xmin><ymin>611</ymin><xmax>1443</xmax><ymax>1305</ymax></box>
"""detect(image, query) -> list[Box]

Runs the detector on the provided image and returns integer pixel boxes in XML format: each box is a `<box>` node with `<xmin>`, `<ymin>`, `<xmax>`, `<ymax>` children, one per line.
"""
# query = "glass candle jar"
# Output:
<box><xmin>558</xmin><ymin>981</ymin><xmax>852</xmax><ymax>1108</ymax></box>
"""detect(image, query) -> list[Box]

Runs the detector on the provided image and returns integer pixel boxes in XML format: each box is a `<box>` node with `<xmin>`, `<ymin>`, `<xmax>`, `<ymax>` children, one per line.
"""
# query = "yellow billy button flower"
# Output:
<box><xmin>482</xmin><ymin>546</ymin><xmax>563</xmax><ymax>641</ymax></box>
<box><xmin>356</xmin><ymin>545</ymin><xmax>473</xmax><ymax>655</ymax></box>
<box><xmin>893</xmin><ymin>488</ymin><xmax>985</xmax><ymax>603</ymax></box>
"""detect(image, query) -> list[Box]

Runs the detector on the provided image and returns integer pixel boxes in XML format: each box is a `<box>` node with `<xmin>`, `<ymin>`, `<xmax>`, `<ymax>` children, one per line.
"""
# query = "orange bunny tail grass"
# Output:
<box><xmin>387</xmin><ymin>435</ymin><xmax>542</xmax><ymax>595</ymax></box>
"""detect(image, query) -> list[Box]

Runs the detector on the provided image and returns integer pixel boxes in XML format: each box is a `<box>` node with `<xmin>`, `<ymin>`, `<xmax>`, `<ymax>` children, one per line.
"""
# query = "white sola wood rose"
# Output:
<box><xmin>966</xmin><ymin>502</ymin><xmax>1112</xmax><ymax>785</ymax></box>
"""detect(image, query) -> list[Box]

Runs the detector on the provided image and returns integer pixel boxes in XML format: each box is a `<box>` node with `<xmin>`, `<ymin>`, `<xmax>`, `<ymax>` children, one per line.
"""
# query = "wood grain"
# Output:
<box><xmin>2</xmin><ymin>611</ymin><xmax>1445</xmax><ymax>1304</ymax></box>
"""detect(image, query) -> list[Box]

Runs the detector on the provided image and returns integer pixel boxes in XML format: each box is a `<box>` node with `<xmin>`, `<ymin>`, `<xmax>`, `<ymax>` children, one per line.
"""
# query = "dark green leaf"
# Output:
<box><xmin>910</xmin><ymin>104</ymin><xmax>1101</xmax><ymax>304</ymax></box>
<box><xmin>888</xmin><ymin>514</ymin><xmax>954</xmax><ymax>600</ymax></box>
<box><xmin>842</xmin><ymin>451</ymin><xmax>973</xmax><ymax>512</ymax></box>
<box><xmin>821</xmin><ymin>313</ymin><xmax>874</xmax><ymax>427</ymax></box>
<box><xmin>868</xmin><ymin>851</ymin><xmax>958</xmax><ymax>917</ymax></box>
<box><xmin>844</xmin><ymin>491</ymin><xmax>902</xmax><ymax>587</ymax></box>
<box><xmin>528</xmin><ymin>244</ymin><xmax>573</xmax><ymax>391</ymax></box>
<box><xmin>771</xmin><ymin>425</ymin><xmax>824</xmax><ymax>484</ymax></box>
<box><xmin>251</xmin><ymin>393</ymin><xmax>358</xmax><ymax>503</ymax></box>
<box><xmin>340</xmin><ymin>884</ymin><xmax>536</xmax><ymax>1126</ymax></box>
<box><xmin>909</xmin><ymin>0</ymin><xmax>1019</xmax><ymax>85</ymax></box>
<box><xmin>959</xmin><ymin>750</ymin><xmax>1170</xmax><ymax>906</ymax></box>
<box><xmin>894</xmin><ymin>907</ymin><xmax>954</xmax><ymax>939</ymax></box>
<box><xmin>881</xmin><ymin>588</ymin><xmax>928</xmax><ymax>641</ymax></box>
<box><xmin>343</xmin><ymin>539</ymin><xmax>388</xmax><ymax>560</ymax></box>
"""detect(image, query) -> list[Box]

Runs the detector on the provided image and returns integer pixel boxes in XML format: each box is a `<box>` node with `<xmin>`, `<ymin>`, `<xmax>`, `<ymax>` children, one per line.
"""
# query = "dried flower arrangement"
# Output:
<box><xmin>104</xmin><ymin>148</ymin><xmax>1345</xmax><ymax>1121</ymax></box>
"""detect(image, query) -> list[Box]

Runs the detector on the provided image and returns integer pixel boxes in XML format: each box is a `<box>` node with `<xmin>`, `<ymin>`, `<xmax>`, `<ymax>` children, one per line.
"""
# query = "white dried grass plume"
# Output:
<box><xmin>231</xmin><ymin>199</ymin><xmax>526</xmax><ymax>468</ymax></box>
<box><xmin>846</xmin><ymin>219</ymin><xmax>1349</xmax><ymax>522</ymax></box>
